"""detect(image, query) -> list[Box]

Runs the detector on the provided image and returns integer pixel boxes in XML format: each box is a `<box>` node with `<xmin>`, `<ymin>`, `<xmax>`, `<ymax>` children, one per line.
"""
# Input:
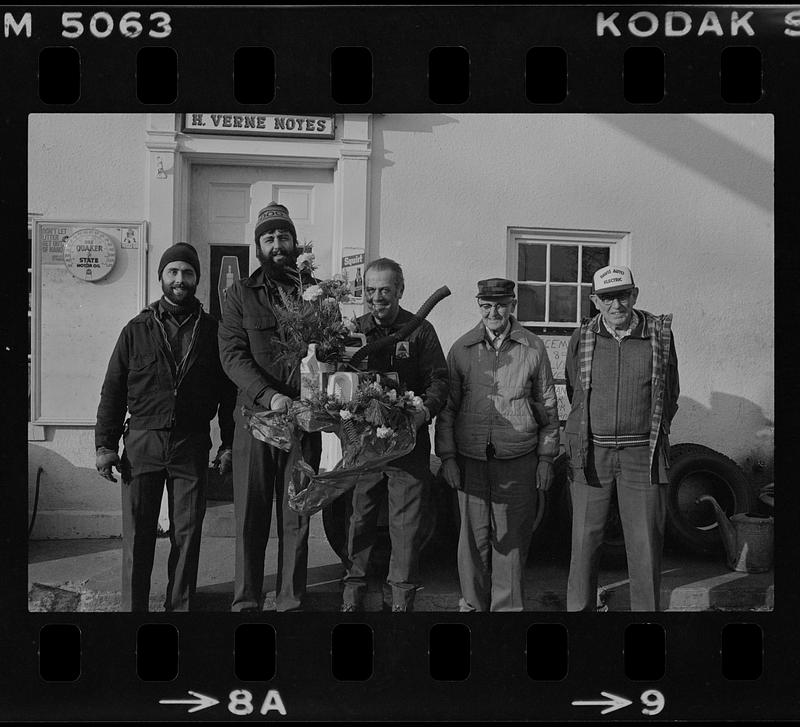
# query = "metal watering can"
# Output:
<box><xmin>696</xmin><ymin>495</ymin><xmax>774</xmax><ymax>573</ymax></box>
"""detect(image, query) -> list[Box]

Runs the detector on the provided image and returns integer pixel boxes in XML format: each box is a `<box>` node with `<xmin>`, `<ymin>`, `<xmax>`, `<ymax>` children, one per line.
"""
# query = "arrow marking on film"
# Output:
<box><xmin>572</xmin><ymin>691</ymin><xmax>633</xmax><ymax>715</ymax></box>
<box><xmin>159</xmin><ymin>691</ymin><xmax>220</xmax><ymax>713</ymax></box>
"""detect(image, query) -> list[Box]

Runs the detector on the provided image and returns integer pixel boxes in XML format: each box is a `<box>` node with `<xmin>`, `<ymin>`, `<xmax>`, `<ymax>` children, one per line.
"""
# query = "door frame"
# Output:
<box><xmin>144</xmin><ymin>113</ymin><xmax>371</xmax><ymax>305</ymax></box>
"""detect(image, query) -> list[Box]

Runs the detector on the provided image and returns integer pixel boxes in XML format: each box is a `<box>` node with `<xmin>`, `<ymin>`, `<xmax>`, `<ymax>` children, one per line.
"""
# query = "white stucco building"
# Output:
<box><xmin>27</xmin><ymin>113</ymin><xmax>774</xmax><ymax>538</ymax></box>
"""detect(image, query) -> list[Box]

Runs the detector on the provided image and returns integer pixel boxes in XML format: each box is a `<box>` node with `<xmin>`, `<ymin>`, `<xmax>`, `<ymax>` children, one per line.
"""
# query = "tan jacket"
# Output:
<box><xmin>435</xmin><ymin>318</ymin><xmax>560</xmax><ymax>461</ymax></box>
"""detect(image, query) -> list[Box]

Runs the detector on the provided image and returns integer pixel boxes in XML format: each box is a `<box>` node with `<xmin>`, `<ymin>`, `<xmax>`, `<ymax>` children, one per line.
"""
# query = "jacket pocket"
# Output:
<box><xmin>129</xmin><ymin>352</ymin><xmax>156</xmax><ymax>370</ymax></box>
<box><xmin>243</xmin><ymin>314</ymin><xmax>277</xmax><ymax>353</ymax></box>
<box><xmin>242</xmin><ymin>313</ymin><xmax>276</xmax><ymax>330</ymax></box>
<box><xmin>126</xmin><ymin>352</ymin><xmax>161</xmax><ymax>413</ymax></box>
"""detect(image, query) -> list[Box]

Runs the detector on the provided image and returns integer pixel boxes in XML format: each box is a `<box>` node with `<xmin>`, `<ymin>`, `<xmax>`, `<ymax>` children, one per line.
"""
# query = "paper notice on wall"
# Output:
<box><xmin>541</xmin><ymin>335</ymin><xmax>569</xmax><ymax>381</ymax></box>
<box><xmin>541</xmin><ymin>334</ymin><xmax>571</xmax><ymax>423</ymax></box>
<box><xmin>40</xmin><ymin>224</ymin><xmax>72</xmax><ymax>265</ymax></box>
<box><xmin>120</xmin><ymin>227</ymin><xmax>139</xmax><ymax>249</ymax></box>
<box><xmin>341</xmin><ymin>249</ymin><xmax>364</xmax><ymax>304</ymax></box>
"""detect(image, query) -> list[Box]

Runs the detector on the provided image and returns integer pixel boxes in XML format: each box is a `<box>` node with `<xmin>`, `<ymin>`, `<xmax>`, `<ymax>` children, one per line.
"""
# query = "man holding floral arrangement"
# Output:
<box><xmin>340</xmin><ymin>258</ymin><xmax>449</xmax><ymax>613</ymax></box>
<box><xmin>218</xmin><ymin>202</ymin><xmax>322</xmax><ymax>612</ymax></box>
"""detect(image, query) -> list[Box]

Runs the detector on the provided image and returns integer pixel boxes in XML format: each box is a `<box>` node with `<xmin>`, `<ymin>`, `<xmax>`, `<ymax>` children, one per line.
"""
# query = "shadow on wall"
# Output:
<box><xmin>369</xmin><ymin>115</ymin><xmax>460</xmax><ymax>261</ymax></box>
<box><xmin>28</xmin><ymin>444</ymin><xmax>113</xmax><ymax>535</ymax></box>
<box><xmin>597</xmin><ymin>115</ymin><xmax>773</xmax><ymax>213</ymax></box>
<box><xmin>673</xmin><ymin>393</ymin><xmax>774</xmax><ymax>486</ymax></box>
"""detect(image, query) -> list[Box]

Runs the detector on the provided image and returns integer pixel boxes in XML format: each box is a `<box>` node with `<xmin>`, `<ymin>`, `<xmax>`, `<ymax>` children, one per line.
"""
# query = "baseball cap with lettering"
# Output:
<box><xmin>592</xmin><ymin>265</ymin><xmax>635</xmax><ymax>295</ymax></box>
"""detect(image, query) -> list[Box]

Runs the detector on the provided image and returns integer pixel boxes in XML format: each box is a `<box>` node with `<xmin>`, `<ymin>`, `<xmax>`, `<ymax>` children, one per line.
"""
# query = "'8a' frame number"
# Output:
<box><xmin>228</xmin><ymin>690</ymin><xmax>287</xmax><ymax>717</ymax></box>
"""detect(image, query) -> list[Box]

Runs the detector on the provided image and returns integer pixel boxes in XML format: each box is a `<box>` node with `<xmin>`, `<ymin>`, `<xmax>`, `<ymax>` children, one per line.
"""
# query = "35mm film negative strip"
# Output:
<box><xmin>2</xmin><ymin>3</ymin><xmax>794</xmax><ymax>722</ymax></box>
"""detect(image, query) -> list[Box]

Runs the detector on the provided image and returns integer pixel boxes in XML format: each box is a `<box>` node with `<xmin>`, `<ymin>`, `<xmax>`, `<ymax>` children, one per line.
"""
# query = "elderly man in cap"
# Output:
<box><xmin>218</xmin><ymin>202</ymin><xmax>322</xmax><ymax>612</ymax></box>
<box><xmin>565</xmin><ymin>265</ymin><xmax>679</xmax><ymax>611</ymax></box>
<box><xmin>436</xmin><ymin>278</ymin><xmax>559</xmax><ymax>612</ymax></box>
<box><xmin>95</xmin><ymin>242</ymin><xmax>235</xmax><ymax>611</ymax></box>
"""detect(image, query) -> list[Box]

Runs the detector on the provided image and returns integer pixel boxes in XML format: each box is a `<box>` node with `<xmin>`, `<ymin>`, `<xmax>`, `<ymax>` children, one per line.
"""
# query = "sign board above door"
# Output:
<box><xmin>183</xmin><ymin>113</ymin><xmax>335</xmax><ymax>138</ymax></box>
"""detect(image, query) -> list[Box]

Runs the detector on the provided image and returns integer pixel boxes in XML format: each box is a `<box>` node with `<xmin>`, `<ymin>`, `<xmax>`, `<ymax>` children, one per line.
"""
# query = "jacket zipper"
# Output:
<box><xmin>153</xmin><ymin>312</ymin><xmax>202</xmax><ymax>426</ymax></box>
<box><xmin>487</xmin><ymin>341</ymin><xmax>500</xmax><ymax>458</ymax></box>
<box><xmin>614</xmin><ymin>338</ymin><xmax>621</xmax><ymax>445</ymax></box>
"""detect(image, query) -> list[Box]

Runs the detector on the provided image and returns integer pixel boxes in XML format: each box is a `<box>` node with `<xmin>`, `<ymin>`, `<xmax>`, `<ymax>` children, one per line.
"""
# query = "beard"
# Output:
<box><xmin>161</xmin><ymin>279</ymin><xmax>197</xmax><ymax>306</ymax></box>
<box><xmin>257</xmin><ymin>244</ymin><xmax>299</xmax><ymax>279</ymax></box>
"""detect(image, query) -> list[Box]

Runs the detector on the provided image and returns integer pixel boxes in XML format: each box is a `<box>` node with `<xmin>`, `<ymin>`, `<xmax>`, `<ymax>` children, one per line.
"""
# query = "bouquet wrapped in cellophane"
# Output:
<box><xmin>244</xmin><ymin>375</ymin><xmax>424</xmax><ymax>515</ymax></box>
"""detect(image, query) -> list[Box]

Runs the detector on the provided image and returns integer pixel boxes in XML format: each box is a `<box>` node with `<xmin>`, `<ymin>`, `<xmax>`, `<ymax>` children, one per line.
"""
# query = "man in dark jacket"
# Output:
<box><xmin>564</xmin><ymin>265</ymin><xmax>679</xmax><ymax>611</ymax></box>
<box><xmin>218</xmin><ymin>202</ymin><xmax>322</xmax><ymax>612</ymax></box>
<box><xmin>95</xmin><ymin>242</ymin><xmax>235</xmax><ymax>612</ymax></box>
<box><xmin>340</xmin><ymin>258</ymin><xmax>449</xmax><ymax>612</ymax></box>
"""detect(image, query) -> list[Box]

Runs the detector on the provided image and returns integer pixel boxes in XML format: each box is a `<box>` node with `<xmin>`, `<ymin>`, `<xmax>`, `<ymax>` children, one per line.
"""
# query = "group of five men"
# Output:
<box><xmin>95</xmin><ymin>202</ymin><xmax>678</xmax><ymax>613</ymax></box>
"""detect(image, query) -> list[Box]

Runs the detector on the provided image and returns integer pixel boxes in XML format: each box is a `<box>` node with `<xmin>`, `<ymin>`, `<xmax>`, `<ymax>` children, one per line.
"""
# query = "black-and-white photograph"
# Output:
<box><xmin>27</xmin><ymin>112</ymin><xmax>774</xmax><ymax>614</ymax></box>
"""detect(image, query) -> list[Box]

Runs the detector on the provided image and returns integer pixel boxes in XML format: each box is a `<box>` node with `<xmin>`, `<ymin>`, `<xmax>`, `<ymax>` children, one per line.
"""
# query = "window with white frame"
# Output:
<box><xmin>507</xmin><ymin>227</ymin><xmax>630</xmax><ymax>330</ymax></box>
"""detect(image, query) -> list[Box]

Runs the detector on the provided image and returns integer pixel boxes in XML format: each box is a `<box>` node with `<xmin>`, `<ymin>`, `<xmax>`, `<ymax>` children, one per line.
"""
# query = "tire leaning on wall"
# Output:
<box><xmin>665</xmin><ymin>443</ymin><xmax>755</xmax><ymax>555</ymax></box>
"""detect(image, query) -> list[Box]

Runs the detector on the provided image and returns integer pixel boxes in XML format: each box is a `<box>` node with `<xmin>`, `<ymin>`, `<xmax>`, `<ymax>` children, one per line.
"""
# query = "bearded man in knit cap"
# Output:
<box><xmin>565</xmin><ymin>265</ymin><xmax>679</xmax><ymax>611</ymax></box>
<box><xmin>95</xmin><ymin>242</ymin><xmax>235</xmax><ymax>611</ymax></box>
<box><xmin>218</xmin><ymin>202</ymin><xmax>322</xmax><ymax>612</ymax></box>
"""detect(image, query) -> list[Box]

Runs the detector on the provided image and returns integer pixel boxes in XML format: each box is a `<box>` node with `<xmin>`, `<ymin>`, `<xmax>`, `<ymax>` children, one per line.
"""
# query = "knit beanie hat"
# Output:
<box><xmin>254</xmin><ymin>202</ymin><xmax>297</xmax><ymax>244</ymax></box>
<box><xmin>158</xmin><ymin>242</ymin><xmax>201</xmax><ymax>281</ymax></box>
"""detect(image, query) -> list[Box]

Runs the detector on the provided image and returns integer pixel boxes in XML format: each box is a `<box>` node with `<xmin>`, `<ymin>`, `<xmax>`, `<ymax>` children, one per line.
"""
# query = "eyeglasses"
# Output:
<box><xmin>479</xmin><ymin>302</ymin><xmax>512</xmax><ymax>312</ymax></box>
<box><xmin>595</xmin><ymin>291</ymin><xmax>632</xmax><ymax>304</ymax></box>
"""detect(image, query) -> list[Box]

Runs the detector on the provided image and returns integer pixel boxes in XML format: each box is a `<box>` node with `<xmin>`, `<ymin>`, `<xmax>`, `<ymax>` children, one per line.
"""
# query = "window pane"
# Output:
<box><xmin>550</xmin><ymin>245</ymin><xmax>578</xmax><ymax>282</ymax></box>
<box><xmin>580</xmin><ymin>284</ymin><xmax>598</xmax><ymax>319</ymax></box>
<box><xmin>518</xmin><ymin>283</ymin><xmax>546</xmax><ymax>320</ymax></box>
<box><xmin>581</xmin><ymin>246</ymin><xmax>609</xmax><ymax>283</ymax></box>
<box><xmin>518</xmin><ymin>244</ymin><xmax>546</xmax><ymax>281</ymax></box>
<box><xmin>550</xmin><ymin>284</ymin><xmax>577</xmax><ymax>322</ymax></box>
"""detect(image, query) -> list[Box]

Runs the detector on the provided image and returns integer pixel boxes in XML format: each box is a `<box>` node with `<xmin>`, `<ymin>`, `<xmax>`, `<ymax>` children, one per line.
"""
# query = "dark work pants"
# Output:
<box><xmin>231</xmin><ymin>406</ymin><xmax>321</xmax><ymax>612</ymax></box>
<box><xmin>457</xmin><ymin>451</ymin><xmax>539</xmax><ymax>612</ymax></box>
<box><xmin>120</xmin><ymin>429</ymin><xmax>209</xmax><ymax>612</ymax></box>
<box><xmin>342</xmin><ymin>468</ymin><xmax>428</xmax><ymax>610</ymax></box>
<box><xmin>567</xmin><ymin>445</ymin><xmax>667</xmax><ymax>612</ymax></box>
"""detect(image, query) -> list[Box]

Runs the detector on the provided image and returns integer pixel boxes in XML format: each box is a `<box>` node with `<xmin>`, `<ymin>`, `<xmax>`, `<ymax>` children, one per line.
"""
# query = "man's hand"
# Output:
<box><xmin>412</xmin><ymin>404</ymin><xmax>430</xmax><ymax>431</ymax></box>
<box><xmin>270</xmin><ymin>394</ymin><xmax>293</xmax><ymax>412</ymax></box>
<box><xmin>96</xmin><ymin>449</ymin><xmax>121</xmax><ymax>483</ymax></box>
<box><xmin>217</xmin><ymin>448</ymin><xmax>233</xmax><ymax>476</ymax></box>
<box><xmin>536</xmin><ymin>460</ymin><xmax>554</xmax><ymax>491</ymax></box>
<box><xmin>441</xmin><ymin>458</ymin><xmax>461</xmax><ymax>490</ymax></box>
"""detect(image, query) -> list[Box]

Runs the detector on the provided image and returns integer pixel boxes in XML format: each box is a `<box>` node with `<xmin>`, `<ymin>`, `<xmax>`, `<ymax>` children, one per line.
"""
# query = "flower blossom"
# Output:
<box><xmin>340</xmin><ymin>409</ymin><xmax>352</xmax><ymax>420</ymax></box>
<box><xmin>296</xmin><ymin>252</ymin><xmax>316</xmax><ymax>270</ymax></box>
<box><xmin>376</xmin><ymin>426</ymin><xmax>393</xmax><ymax>439</ymax></box>
<box><xmin>302</xmin><ymin>284</ymin><xmax>324</xmax><ymax>301</ymax></box>
<box><xmin>411</xmin><ymin>396</ymin><xmax>424</xmax><ymax>410</ymax></box>
<box><xmin>387</xmin><ymin>389</ymin><xmax>397</xmax><ymax>402</ymax></box>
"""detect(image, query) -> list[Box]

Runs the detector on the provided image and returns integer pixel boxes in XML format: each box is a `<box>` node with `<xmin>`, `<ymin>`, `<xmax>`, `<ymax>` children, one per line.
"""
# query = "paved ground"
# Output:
<box><xmin>28</xmin><ymin>501</ymin><xmax>774</xmax><ymax>613</ymax></box>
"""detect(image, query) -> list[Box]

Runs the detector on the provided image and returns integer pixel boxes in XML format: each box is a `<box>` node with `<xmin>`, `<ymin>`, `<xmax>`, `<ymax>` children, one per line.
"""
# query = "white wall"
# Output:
<box><xmin>28</xmin><ymin>114</ymin><xmax>147</xmax><ymax>537</ymax></box>
<box><xmin>29</xmin><ymin>114</ymin><xmax>146</xmax><ymax>219</ymax></box>
<box><xmin>369</xmin><ymin>114</ymin><xmax>774</xmax><ymax>466</ymax></box>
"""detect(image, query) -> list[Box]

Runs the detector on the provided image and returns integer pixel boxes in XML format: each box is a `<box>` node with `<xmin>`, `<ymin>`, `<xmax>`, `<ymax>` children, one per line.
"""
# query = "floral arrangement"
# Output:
<box><xmin>271</xmin><ymin>248</ymin><xmax>355</xmax><ymax>366</ymax></box>
<box><xmin>245</xmin><ymin>376</ymin><xmax>426</xmax><ymax>514</ymax></box>
<box><xmin>300</xmin><ymin>376</ymin><xmax>424</xmax><ymax>465</ymax></box>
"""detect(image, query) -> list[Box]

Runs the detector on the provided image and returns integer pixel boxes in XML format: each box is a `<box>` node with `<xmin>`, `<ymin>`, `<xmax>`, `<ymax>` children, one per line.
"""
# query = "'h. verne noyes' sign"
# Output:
<box><xmin>183</xmin><ymin>113</ymin><xmax>335</xmax><ymax>138</ymax></box>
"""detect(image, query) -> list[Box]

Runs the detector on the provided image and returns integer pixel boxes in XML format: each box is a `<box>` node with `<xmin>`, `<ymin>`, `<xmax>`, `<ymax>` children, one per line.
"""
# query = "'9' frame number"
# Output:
<box><xmin>641</xmin><ymin>689</ymin><xmax>665</xmax><ymax>716</ymax></box>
